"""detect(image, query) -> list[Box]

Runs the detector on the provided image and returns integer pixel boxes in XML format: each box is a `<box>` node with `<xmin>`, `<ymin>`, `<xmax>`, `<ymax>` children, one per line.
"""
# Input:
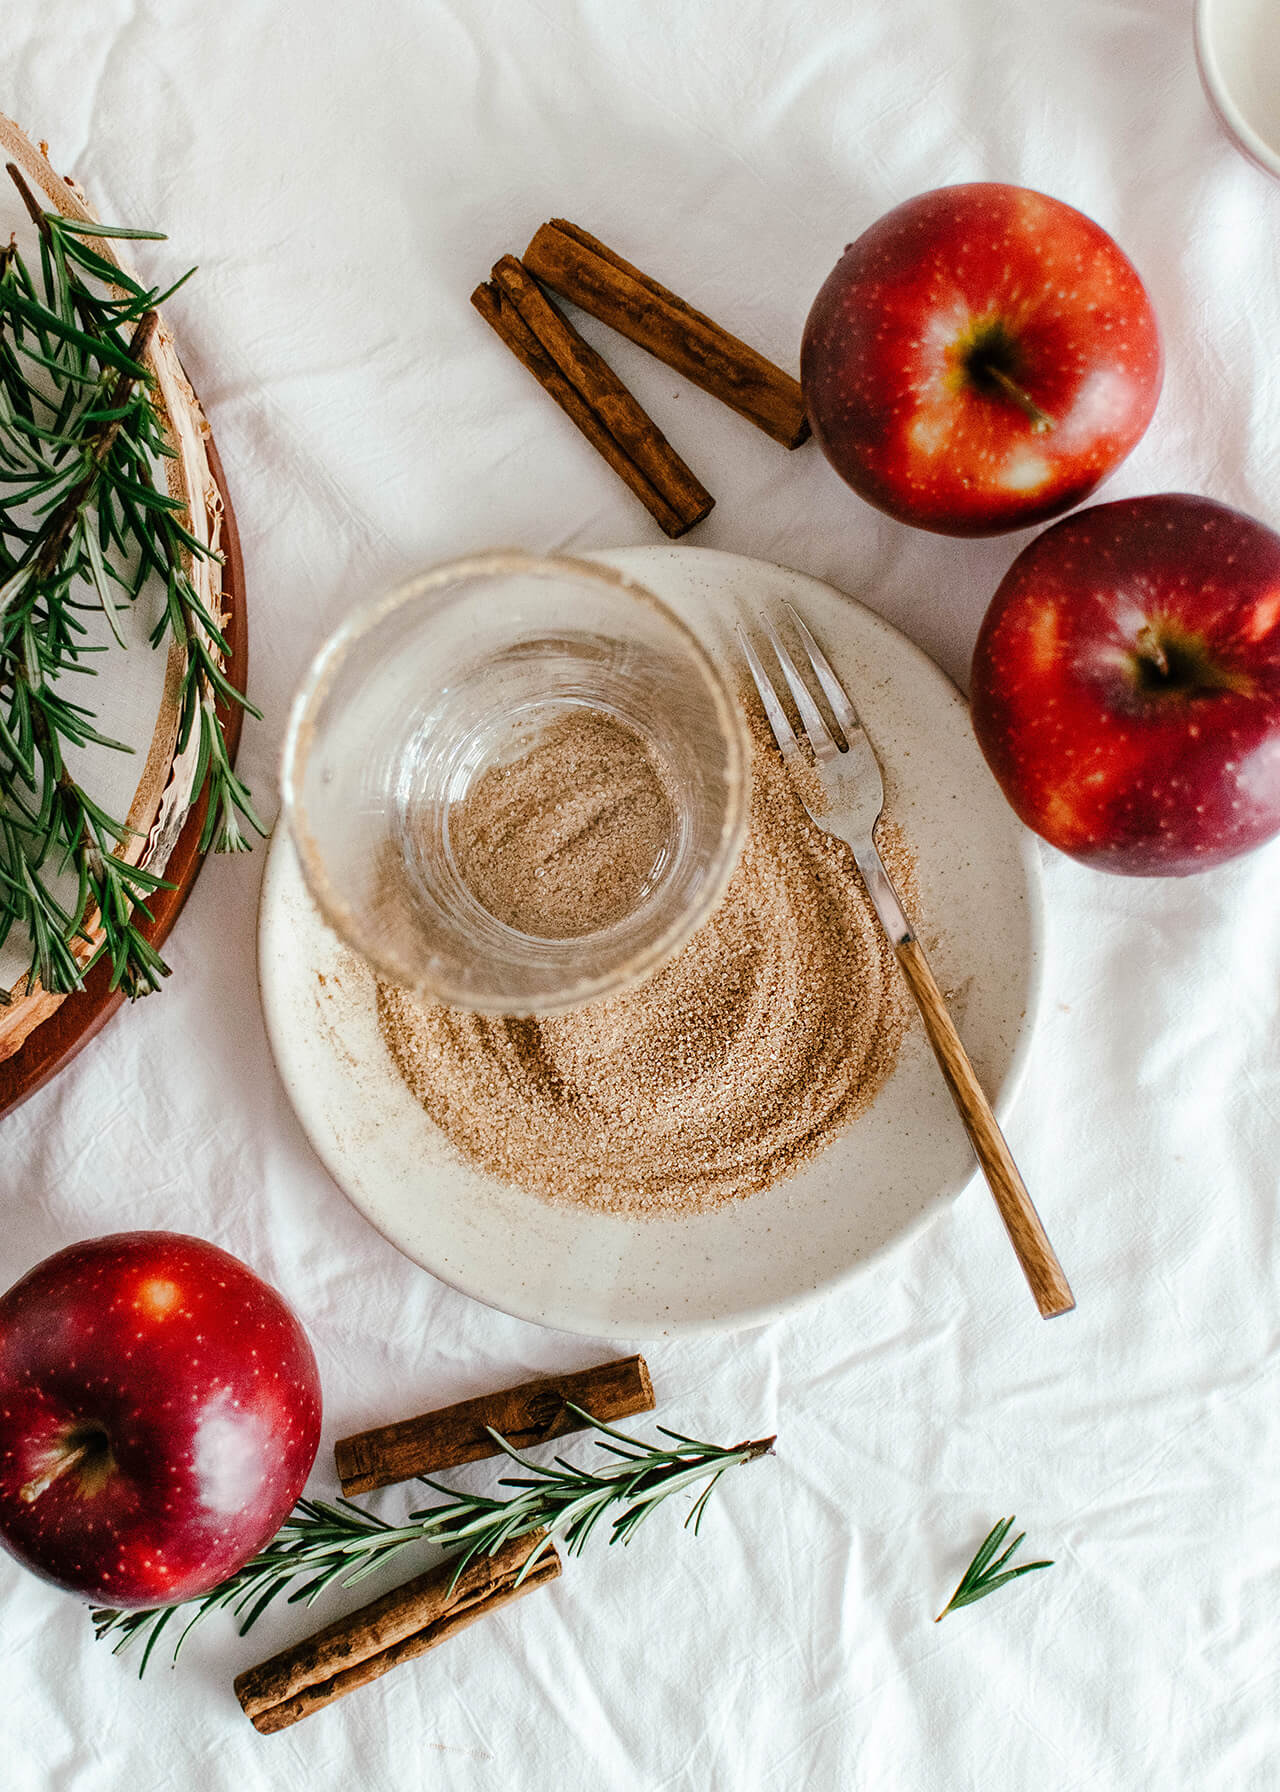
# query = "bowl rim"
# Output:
<box><xmin>1194</xmin><ymin>0</ymin><xmax>1280</xmax><ymax>182</ymax></box>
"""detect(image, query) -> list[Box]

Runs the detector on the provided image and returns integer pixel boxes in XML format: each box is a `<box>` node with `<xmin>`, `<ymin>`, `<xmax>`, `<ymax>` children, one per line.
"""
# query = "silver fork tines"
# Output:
<box><xmin>759</xmin><ymin>615</ymin><xmax>839</xmax><ymax>764</ymax></box>
<box><xmin>740</xmin><ymin>599</ymin><xmax>910</xmax><ymax>952</ymax></box>
<box><xmin>740</xmin><ymin>608</ymin><xmax>892</xmax><ymax>864</ymax></box>
<box><xmin>782</xmin><ymin>602</ymin><xmax>860</xmax><ymax>741</ymax></box>
<box><xmin>736</xmin><ymin>625</ymin><xmax>804</xmax><ymax>774</ymax></box>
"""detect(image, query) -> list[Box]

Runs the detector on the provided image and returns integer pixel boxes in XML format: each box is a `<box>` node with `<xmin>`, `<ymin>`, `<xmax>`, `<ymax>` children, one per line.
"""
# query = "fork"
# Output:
<box><xmin>740</xmin><ymin>604</ymin><xmax>1074</xmax><ymax>1320</ymax></box>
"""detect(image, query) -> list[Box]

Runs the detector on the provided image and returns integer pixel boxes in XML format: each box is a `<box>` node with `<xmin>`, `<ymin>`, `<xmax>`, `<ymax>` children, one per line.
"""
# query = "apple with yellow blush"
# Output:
<box><xmin>802</xmin><ymin>183</ymin><xmax>1163</xmax><ymax>536</ymax></box>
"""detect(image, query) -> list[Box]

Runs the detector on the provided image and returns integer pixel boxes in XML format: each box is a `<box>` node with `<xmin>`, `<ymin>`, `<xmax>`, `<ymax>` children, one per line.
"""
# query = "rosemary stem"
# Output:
<box><xmin>5</xmin><ymin>163</ymin><xmax>49</xmax><ymax>238</ymax></box>
<box><xmin>31</xmin><ymin>310</ymin><xmax>157</xmax><ymax>582</ymax></box>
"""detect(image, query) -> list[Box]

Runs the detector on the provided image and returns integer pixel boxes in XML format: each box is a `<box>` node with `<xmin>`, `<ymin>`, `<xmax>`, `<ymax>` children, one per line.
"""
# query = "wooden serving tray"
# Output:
<box><xmin>0</xmin><ymin>434</ymin><xmax>247</xmax><ymax>1122</ymax></box>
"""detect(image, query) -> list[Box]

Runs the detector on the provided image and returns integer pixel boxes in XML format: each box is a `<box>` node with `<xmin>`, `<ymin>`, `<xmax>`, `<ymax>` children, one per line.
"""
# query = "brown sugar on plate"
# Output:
<box><xmin>378</xmin><ymin>699</ymin><xmax>916</xmax><ymax>1216</ymax></box>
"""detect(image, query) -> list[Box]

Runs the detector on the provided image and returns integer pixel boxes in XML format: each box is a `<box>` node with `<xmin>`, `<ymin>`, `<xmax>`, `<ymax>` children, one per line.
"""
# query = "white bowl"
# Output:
<box><xmin>1195</xmin><ymin>0</ymin><xmax>1280</xmax><ymax>180</ymax></box>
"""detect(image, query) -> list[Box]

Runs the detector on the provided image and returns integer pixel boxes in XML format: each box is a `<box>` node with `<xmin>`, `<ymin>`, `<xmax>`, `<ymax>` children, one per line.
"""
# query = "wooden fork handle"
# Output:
<box><xmin>894</xmin><ymin>936</ymin><xmax>1075</xmax><ymax>1320</ymax></box>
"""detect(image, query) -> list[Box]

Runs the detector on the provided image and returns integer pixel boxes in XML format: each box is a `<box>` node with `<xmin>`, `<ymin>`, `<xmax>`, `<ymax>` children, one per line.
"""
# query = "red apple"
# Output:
<box><xmin>802</xmin><ymin>183</ymin><xmax>1163</xmax><ymax>536</ymax></box>
<box><xmin>0</xmin><ymin>1232</ymin><xmax>322</xmax><ymax>1607</ymax></box>
<box><xmin>971</xmin><ymin>493</ymin><xmax>1280</xmax><ymax>874</ymax></box>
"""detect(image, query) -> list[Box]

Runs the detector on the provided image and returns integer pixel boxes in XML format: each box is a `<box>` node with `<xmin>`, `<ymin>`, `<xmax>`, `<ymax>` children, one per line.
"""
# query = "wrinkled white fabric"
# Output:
<box><xmin>4</xmin><ymin>2</ymin><xmax>1280</xmax><ymax>1787</ymax></box>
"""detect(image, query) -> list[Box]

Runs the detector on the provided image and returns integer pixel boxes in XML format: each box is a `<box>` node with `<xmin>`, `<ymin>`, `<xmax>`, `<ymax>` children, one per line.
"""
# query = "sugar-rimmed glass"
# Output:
<box><xmin>280</xmin><ymin>551</ymin><xmax>750</xmax><ymax>1013</ymax></box>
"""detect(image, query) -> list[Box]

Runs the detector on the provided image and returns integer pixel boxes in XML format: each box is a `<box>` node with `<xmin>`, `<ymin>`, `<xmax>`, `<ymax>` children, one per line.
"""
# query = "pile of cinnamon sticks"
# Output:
<box><xmin>233</xmin><ymin>1354</ymin><xmax>654</xmax><ymax>1733</ymax></box>
<box><xmin>472</xmin><ymin>220</ymin><xmax>809</xmax><ymax>536</ymax></box>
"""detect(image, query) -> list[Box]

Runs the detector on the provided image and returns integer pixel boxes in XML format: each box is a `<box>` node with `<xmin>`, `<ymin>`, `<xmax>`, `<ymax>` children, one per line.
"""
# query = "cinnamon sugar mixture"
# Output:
<box><xmin>378</xmin><ymin>702</ymin><xmax>914</xmax><ymax>1216</ymax></box>
<box><xmin>448</xmin><ymin>709</ymin><xmax>674</xmax><ymax>939</ymax></box>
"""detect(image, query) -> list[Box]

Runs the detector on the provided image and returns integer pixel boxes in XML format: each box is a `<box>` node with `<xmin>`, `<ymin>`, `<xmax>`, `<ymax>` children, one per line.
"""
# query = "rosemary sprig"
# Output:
<box><xmin>0</xmin><ymin>162</ymin><xmax>261</xmax><ymax>1002</ymax></box>
<box><xmin>416</xmin><ymin>1405</ymin><xmax>775</xmax><ymax>1586</ymax></box>
<box><xmin>91</xmin><ymin>1406</ymin><xmax>775</xmax><ymax>1675</ymax></box>
<box><xmin>935</xmin><ymin>1516</ymin><xmax>1053</xmax><ymax>1621</ymax></box>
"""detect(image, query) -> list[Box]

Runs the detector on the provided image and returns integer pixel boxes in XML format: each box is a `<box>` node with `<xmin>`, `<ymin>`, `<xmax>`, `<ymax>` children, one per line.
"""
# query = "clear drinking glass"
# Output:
<box><xmin>280</xmin><ymin>551</ymin><xmax>751</xmax><ymax>1013</ymax></box>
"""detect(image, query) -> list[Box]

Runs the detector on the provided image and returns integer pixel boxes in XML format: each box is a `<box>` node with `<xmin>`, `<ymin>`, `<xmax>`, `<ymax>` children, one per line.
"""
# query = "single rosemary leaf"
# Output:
<box><xmin>57</xmin><ymin>219</ymin><xmax>169</xmax><ymax>241</ymax></box>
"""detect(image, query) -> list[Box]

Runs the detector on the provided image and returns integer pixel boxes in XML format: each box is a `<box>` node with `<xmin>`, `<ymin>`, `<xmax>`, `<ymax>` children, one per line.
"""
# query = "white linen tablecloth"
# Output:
<box><xmin>5</xmin><ymin>2</ymin><xmax>1280</xmax><ymax>1787</ymax></box>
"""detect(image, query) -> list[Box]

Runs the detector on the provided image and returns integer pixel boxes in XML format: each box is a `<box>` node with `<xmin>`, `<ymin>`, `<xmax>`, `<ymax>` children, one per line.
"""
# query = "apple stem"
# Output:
<box><xmin>1135</xmin><ymin>624</ymin><xmax>1170</xmax><ymax>679</ymax></box>
<box><xmin>984</xmin><ymin>367</ymin><xmax>1055</xmax><ymax>434</ymax></box>
<box><xmin>19</xmin><ymin>1435</ymin><xmax>96</xmax><ymax>1504</ymax></box>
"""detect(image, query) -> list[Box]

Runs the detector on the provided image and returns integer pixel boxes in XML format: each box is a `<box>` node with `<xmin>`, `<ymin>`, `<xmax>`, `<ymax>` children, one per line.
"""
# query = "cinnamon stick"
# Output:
<box><xmin>471</xmin><ymin>264</ymin><xmax>712</xmax><ymax>537</ymax></box>
<box><xmin>336</xmin><ymin>1354</ymin><xmax>655</xmax><ymax>1495</ymax></box>
<box><xmin>491</xmin><ymin>255</ymin><xmax>712</xmax><ymax>526</ymax></box>
<box><xmin>234</xmin><ymin>1531</ymin><xmax>560</xmax><ymax>1734</ymax></box>
<box><xmin>523</xmin><ymin>219</ymin><xmax>810</xmax><ymax>449</ymax></box>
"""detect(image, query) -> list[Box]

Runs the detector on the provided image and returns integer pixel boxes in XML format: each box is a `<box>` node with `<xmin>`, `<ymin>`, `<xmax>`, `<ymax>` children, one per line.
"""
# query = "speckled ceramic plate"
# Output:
<box><xmin>258</xmin><ymin>548</ymin><xmax>1043</xmax><ymax>1337</ymax></box>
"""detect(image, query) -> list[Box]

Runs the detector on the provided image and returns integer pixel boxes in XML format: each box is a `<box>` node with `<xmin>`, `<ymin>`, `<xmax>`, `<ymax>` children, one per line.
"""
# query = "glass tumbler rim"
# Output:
<box><xmin>279</xmin><ymin>548</ymin><xmax>752</xmax><ymax>1013</ymax></box>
